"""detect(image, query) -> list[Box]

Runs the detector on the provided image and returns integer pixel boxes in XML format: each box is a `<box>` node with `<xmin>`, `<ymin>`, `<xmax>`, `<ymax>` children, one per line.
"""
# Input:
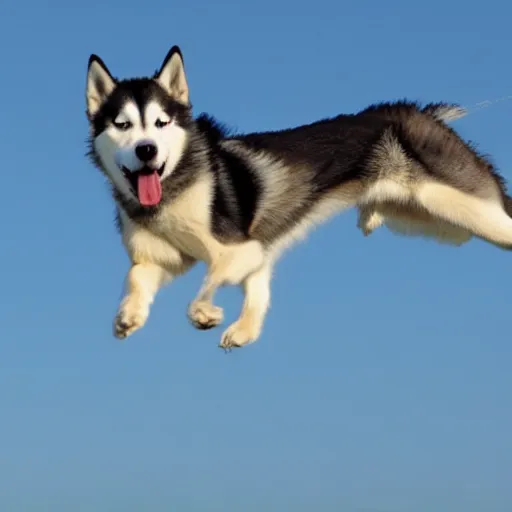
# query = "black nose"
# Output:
<box><xmin>135</xmin><ymin>143</ymin><xmax>157</xmax><ymax>162</ymax></box>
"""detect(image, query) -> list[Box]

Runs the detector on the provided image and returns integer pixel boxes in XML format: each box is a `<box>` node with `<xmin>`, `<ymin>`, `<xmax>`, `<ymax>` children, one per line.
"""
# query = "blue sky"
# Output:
<box><xmin>1</xmin><ymin>0</ymin><xmax>511</xmax><ymax>510</ymax></box>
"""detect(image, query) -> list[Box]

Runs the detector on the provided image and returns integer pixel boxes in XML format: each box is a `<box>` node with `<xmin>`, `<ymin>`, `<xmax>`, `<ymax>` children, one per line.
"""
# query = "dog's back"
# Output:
<box><xmin>223</xmin><ymin>101</ymin><xmax>512</xmax><ymax>251</ymax></box>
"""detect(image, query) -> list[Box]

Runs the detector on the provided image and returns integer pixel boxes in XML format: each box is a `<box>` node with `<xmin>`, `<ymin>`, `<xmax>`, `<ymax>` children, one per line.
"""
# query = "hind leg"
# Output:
<box><xmin>358</xmin><ymin>206</ymin><xmax>384</xmax><ymax>236</ymax></box>
<box><xmin>415</xmin><ymin>182</ymin><xmax>512</xmax><ymax>249</ymax></box>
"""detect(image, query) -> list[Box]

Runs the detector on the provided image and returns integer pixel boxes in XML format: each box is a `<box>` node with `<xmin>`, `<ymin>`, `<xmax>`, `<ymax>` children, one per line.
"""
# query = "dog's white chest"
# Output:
<box><xmin>152</xmin><ymin>176</ymin><xmax>216</xmax><ymax>258</ymax></box>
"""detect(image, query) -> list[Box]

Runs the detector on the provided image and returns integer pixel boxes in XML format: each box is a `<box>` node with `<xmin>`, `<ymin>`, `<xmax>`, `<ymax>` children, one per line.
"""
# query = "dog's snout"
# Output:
<box><xmin>135</xmin><ymin>143</ymin><xmax>157</xmax><ymax>162</ymax></box>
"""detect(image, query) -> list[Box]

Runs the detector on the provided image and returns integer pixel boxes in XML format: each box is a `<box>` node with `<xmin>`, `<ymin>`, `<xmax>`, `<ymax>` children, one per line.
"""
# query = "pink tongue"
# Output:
<box><xmin>137</xmin><ymin>172</ymin><xmax>162</xmax><ymax>206</ymax></box>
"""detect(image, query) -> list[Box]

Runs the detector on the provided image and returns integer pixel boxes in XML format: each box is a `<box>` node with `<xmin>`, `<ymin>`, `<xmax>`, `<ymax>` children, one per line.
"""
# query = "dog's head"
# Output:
<box><xmin>85</xmin><ymin>46</ymin><xmax>192</xmax><ymax>208</ymax></box>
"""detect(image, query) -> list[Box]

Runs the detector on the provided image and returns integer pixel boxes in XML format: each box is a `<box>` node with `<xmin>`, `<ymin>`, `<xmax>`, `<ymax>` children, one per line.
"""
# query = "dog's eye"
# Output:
<box><xmin>113</xmin><ymin>120</ymin><xmax>132</xmax><ymax>131</ymax></box>
<box><xmin>155</xmin><ymin>118</ymin><xmax>171</xmax><ymax>128</ymax></box>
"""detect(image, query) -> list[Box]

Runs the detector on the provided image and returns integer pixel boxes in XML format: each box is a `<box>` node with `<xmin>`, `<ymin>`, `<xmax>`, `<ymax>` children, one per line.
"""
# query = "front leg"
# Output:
<box><xmin>219</xmin><ymin>263</ymin><xmax>272</xmax><ymax>350</ymax></box>
<box><xmin>114</xmin><ymin>254</ymin><xmax>195</xmax><ymax>339</ymax></box>
<box><xmin>116</xmin><ymin>211</ymin><xmax>195</xmax><ymax>339</ymax></box>
<box><xmin>188</xmin><ymin>240</ymin><xmax>265</xmax><ymax>330</ymax></box>
<box><xmin>114</xmin><ymin>262</ymin><xmax>172</xmax><ymax>339</ymax></box>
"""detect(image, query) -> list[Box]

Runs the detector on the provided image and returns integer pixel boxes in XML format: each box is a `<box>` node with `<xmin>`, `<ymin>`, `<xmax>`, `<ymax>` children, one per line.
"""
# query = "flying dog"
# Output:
<box><xmin>85</xmin><ymin>46</ymin><xmax>512</xmax><ymax>349</ymax></box>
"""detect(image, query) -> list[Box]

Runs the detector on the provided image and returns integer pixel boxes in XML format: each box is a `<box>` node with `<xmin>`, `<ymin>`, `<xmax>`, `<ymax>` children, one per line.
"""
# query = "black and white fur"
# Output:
<box><xmin>85</xmin><ymin>46</ymin><xmax>512</xmax><ymax>350</ymax></box>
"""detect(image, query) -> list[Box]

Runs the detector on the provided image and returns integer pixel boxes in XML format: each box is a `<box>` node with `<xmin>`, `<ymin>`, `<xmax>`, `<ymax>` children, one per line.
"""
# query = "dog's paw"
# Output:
<box><xmin>358</xmin><ymin>209</ymin><xmax>384</xmax><ymax>236</ymax></box>
<box><xmin>219</xmin><ymin>321</ymin><xmax>259</xmax><ymax>351</ymax></box>
<box><xmin>114</xmin><ymin>296</ymin><xmax>149</xmax><ymax>339</ymax></box>
<box><xmin>188</xmin><ymin>301</ymin><xmax>223</xmax><ymax>330</ymax></box>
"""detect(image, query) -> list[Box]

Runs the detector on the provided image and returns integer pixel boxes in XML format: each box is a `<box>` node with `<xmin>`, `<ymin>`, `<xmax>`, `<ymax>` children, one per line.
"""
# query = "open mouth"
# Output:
<box><xmin>122</xmin><ymin>164</ymin><xmax>165</xmax><ymax>207</ymax></box>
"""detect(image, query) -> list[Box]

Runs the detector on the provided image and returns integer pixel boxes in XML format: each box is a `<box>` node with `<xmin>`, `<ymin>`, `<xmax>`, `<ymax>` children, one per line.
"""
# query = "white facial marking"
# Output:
<box><xmin>113</xmin><ymin>112</ymin><xmax>130</xmax><ymax>125</ymax></box>
<box><xmin>142</xmin><ymin>101</ymin><xmax>188</xmax><ymax>182</ymax></box>
<box><xmin>110</xmin><ymin>102</ymin><xmax>146</xmax><ymax>172</ymax></box>
<box><xmin>145</xmin><ymin>102</ymin><xmax>171</xmax><ymax>127</ymax></box>
<box><xmin>93</xmin><ymin>98</ymin><xmax>188</xmax><ymax>203</ymax></box>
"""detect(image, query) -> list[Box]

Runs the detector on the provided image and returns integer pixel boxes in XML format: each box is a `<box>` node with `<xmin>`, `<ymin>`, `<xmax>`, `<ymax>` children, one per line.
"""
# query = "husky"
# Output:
<box><xmin>85</xmin><ymin>45</ymin><xmax>512</xmax><ymax>350</ymax></box>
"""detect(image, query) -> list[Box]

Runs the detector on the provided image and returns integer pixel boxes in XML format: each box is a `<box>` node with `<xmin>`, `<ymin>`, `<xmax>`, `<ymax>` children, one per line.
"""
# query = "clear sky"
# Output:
<box><xmin>1</xmin><ymin>0</ymin><xmax>511</xmax><ymax>510</ymax></box>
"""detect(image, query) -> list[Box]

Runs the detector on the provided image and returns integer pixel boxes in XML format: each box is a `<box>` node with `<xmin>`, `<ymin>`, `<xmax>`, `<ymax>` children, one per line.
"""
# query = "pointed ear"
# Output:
<box><xmin>86</xmin><ymin>54</ymin><xmax>116</xmax><ymax>118</ymax></box>
<box><xmin>155</xmin><ymin>46</ymin><xmax>189</xmax><ymax>105</ymax></box>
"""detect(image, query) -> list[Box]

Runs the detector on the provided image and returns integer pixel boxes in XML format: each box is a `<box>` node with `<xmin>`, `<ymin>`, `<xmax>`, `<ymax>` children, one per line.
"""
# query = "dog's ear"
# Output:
<box><xmin>86</xmin><ymin>55</ymin><xmax>116</xmax><ymax>118</ymax></box>
<box><xmin>155</xmin><ymin>46</ymin><xmax>189</xmax><ymax>105</ymax></box>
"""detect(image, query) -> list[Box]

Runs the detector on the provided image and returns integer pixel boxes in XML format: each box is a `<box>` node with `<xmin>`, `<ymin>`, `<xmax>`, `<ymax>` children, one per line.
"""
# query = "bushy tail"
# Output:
<box><xmin>422</xmin><ymin>102</ymin><xmax>468</xmax><ymax>122</ymax></box>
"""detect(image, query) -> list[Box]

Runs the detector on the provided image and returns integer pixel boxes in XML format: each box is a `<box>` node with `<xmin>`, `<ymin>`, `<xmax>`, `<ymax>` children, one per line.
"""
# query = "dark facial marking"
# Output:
<box><xmin>89</xmin><ymin>79</ymin><xmax>192</xmax><ymax>136</ymax></box>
